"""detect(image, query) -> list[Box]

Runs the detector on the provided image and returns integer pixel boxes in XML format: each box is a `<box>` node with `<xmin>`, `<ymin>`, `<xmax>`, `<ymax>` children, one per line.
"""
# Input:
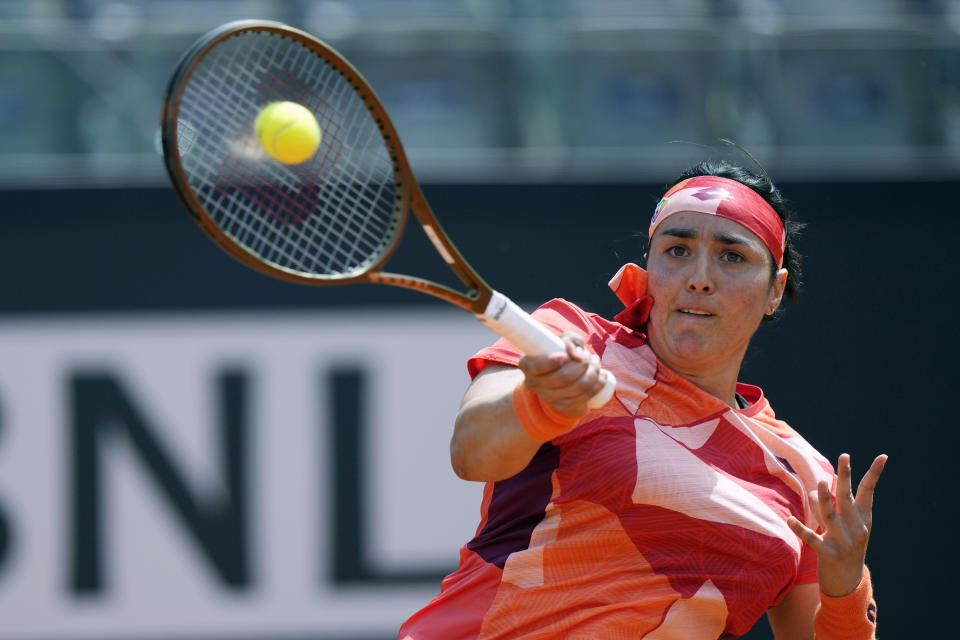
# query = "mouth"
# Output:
<box><xmin>677</xmin><ymin>309</ymin><xmax>714</xmax><ymax>317</ymax></box>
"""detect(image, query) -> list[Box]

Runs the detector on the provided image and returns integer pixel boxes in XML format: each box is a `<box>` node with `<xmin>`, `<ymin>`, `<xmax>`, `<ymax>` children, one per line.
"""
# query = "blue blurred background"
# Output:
<box><xmin>0</xmin><ymin>1</ymin><xmax>955</xmax><ymax>639</ymax></box>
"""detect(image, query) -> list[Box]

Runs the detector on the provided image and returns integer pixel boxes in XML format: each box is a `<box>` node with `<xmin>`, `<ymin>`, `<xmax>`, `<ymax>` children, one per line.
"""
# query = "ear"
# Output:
<box><xmin>766</xmin><ymin>268</ymin><xmax>788</xmax><ymax>315</ymax></box>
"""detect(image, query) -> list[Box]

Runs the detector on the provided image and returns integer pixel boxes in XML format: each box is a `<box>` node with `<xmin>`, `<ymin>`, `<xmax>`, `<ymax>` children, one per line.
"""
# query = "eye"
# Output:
<box><xmin>721</xmin><ymin>250</ymin><xmax>745</xmax><ymax>263</ymax></box>
<box><xmin>666</xmin><ymin>245</ymin><xmax>688</xmax><ymax>258</ymax></box>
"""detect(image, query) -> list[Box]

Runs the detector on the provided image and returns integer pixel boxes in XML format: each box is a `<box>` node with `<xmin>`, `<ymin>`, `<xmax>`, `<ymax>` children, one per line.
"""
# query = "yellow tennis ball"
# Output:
<box><xmin>254</xmin><ymin>101</ymin><xmax>321</xmax><ymax>164</ymax></box>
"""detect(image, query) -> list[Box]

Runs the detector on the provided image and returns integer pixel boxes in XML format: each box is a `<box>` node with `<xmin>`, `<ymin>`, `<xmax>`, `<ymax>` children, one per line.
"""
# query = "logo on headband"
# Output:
<box><xmin>691</xmin><ymin>187</ymin><xmax>732</xmax><ymax>202</ymax></box>
<box><xmin>652</xmin><ymin>197</ymin><xmax>668</xmax><ymax>223</ymax></box>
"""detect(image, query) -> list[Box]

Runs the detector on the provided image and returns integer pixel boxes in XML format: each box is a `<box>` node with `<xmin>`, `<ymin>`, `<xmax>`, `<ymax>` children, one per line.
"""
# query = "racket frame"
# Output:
<box><xmin>160</xmin><ymin>19</ymin><xmax>493</xmax><ymax>314</ymax></box>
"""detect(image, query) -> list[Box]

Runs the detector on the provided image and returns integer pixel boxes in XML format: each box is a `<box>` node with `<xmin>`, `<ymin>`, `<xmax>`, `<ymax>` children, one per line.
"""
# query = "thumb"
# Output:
<box><xmin>560</xmin><ymin>332</ymin><xmax>588</xmax><ymax>362</ymax></box>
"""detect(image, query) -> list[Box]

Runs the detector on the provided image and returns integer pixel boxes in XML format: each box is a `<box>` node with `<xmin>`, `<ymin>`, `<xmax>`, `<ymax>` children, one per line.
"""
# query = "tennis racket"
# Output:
<box><xmin>160</xmin><ymin>20</ymin><xmax>615</xmax><ymax>408</ymax></box>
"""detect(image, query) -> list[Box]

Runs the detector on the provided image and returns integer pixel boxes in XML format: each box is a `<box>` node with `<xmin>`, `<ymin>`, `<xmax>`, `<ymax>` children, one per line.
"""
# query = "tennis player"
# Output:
<box><xmin>398</xmin><ymin>160</ymin><xmax>885</xmax><ymax>639</ymax></box>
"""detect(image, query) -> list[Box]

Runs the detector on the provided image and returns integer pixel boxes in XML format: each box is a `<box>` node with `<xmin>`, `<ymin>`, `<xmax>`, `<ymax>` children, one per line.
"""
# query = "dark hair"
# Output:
<box><xmin>659</xmin><ymin>159</ymin><xmax>804</xmax><ymax>320</ymax></box>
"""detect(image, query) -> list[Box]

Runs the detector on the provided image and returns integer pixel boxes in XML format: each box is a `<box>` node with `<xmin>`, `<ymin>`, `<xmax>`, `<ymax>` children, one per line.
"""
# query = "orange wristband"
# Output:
<box><xmin>512</xmin><ymin>381</ymin><xmax>580</xmax><ymax>442</ymax></box>
<box><xmin>814</xmin><ymin>566</ymin><xmax>877</xmax><ymax>640</ymax></box>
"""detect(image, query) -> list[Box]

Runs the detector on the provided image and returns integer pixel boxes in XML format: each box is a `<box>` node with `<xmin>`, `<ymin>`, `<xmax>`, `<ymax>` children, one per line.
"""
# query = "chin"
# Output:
<box><xmin>668</xmin><ymin>332</ymin><xmax>731</xmax><ymax>363</ymax></box>
<box><xmin>671</xmin><ymin>345</ymin><xmax>715</xmax><ymax>366</ymax></box>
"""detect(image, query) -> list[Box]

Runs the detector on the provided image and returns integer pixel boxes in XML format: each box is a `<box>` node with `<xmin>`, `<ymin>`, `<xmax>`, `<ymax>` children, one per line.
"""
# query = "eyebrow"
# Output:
<box><xmin>659</xmin><ymin>226</ymin><xmax>750</xmax><ymax>246</ymax></box>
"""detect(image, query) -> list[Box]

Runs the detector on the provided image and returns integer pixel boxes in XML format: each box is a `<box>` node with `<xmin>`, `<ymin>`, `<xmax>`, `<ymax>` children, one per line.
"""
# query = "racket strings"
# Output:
<box><xmin>246</xmin><ymin>36</ymin><xmax>402</xmax><ymax>253</ymax></box>
<box><xmin>202</xmin><ymin>39</ymin><xmax>348</xmax><ymax>266</ymax></box>
<box><xmin>176</xmin><ymin>30</ymin><xmax>402</xmax><ymax>277</ymax></box>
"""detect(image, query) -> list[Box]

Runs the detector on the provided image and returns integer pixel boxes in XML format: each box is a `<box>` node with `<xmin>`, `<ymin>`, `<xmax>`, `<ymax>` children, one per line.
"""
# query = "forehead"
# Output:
<box><xmin>651</xmin><ymin>211</ymin><xmax>766</xmax><ymax>248</ymax></box>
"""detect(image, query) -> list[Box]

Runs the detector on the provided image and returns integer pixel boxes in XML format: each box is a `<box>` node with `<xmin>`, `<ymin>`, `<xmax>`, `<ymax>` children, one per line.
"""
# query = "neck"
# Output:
<box><xmin>646</xmin><ymin>338</ymin><xmax>746</xmax><ymax>409</ymax></box>
<box><xmin>671</xmin><ymin>365</ymin><xmax>741</xmax><ymax>409</ymax></box>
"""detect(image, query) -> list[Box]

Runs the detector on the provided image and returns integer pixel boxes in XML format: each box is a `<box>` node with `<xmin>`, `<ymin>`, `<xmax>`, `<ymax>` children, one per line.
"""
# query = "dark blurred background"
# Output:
<box><xmin>1</xmin><ymin>1</ymin><xmax>956</xmax><ymax>638</ymax></box>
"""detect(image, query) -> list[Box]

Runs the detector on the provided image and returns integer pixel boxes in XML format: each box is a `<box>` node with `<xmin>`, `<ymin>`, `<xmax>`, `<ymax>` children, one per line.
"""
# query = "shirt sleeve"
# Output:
<box><xmin>795</xmin><ymin>541</ymin><xmax>819</xmax><ymax>585</ymax></box>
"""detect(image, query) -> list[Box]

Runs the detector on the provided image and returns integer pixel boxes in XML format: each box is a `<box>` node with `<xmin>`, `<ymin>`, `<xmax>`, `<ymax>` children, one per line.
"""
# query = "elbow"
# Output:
<box><xmin>449</xmin><ymin>419</ymin><xmax>479</xmax><ymax>481</ymax></box>
<box><xmin>449</xmin><ymin>437</ymin><xmax>472</xmax><ymax>481</ymax></box>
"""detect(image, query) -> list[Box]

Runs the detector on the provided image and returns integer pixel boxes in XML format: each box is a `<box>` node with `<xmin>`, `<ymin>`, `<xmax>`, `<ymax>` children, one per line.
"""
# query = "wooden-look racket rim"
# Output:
<box><xmin>160</xmin><ymin>19</ymin><xmax>413</xmax><ymax>286</ymax></box>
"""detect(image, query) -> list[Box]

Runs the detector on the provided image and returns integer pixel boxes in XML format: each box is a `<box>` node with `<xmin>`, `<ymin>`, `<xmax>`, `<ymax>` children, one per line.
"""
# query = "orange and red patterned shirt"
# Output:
<box><xmin>399</xmin><ymin>294</ymin><xmax>835</xmax><ymax>639</ymax></box>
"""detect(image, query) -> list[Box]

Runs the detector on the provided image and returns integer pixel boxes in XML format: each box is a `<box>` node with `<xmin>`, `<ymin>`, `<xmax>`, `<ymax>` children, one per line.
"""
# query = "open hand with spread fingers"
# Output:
<box><xmin>787</xmin><ymin>453</ymin><xmax>888</xmax><ymax>597</ymax></box>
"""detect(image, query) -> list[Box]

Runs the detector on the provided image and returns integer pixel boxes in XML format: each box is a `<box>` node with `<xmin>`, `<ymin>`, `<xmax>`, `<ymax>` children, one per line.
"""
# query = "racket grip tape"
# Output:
<box><xmin>478</xmin><ymin>290</ymin><xmax>616</xmax><ymax>409</ymax></box>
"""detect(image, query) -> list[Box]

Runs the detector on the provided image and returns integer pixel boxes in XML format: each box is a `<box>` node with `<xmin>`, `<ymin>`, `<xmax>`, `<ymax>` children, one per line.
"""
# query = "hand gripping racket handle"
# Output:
<box><xmin>478</xmin><ymin>291</ymin><xmax>617</xmax><ymax>409</ymax></box>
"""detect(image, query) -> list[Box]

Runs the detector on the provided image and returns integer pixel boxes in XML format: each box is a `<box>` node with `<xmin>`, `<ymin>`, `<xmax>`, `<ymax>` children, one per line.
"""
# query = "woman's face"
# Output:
<box><xmin>645</xmin><ymin>211</ymin><xmax>787</xmax><ymax>377</ymax></box>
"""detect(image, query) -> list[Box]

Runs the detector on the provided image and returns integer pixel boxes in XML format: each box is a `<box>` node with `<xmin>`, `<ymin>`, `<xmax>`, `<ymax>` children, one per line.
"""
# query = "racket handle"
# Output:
<box><xmin>478</xmin><ymin>290</ymin><xmax>616</xmax><ymax>409</ymax></box>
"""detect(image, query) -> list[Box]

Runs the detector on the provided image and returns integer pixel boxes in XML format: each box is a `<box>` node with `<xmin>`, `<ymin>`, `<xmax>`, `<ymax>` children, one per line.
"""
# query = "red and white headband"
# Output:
<box><xmin>649</xmin><ymin>176</ymin><xmax>786</xmax><ymax>268</ymax></box>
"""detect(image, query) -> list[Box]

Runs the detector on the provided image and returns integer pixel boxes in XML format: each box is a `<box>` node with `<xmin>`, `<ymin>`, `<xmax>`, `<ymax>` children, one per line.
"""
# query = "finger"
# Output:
<box><xmin>518</xmin><ymin>351</ymin><xmax>569</xmax><ymax>377</ymax></box>
<box><xmin>561</xmin><ymin>333</ymin><xmax>589</xmax><ymax>362</ymax></box>
<box><xmin>548</xmin><ymin>356</ymin><xmax>594</xmax><ymax>391</ymax></box>
<box><xmin>522</xmin><ymin>357</ymin><xmax>596</xmax><ymax>405</ymax></box>
<box><xmin>787</xmin><ymin>516</ymin><xmax>824</xmax><ymax>549</ymax></box>
<box><xmin>815</xmin><ymin>480</ymin><xmax>843</xmax><ymax>533</ymax></box>
<box><xmin>585</xmin><ymin>355</ymin><xmax>609</xmax><ymax>396</ymax></box>
<box><xmin>854</xmin><ymin>454</ymin><xmax>888</xmax><ymax>519</ymax></box>
<box><xmin>535</xmin><ymin>362</ymin><xmax>604</xmax><ymax>415</ymax></box>
<box><xmin>587</xmin><ymin>371</ymin><xmax>609</xmax><ymax>398</ymax></box>
<box><xmin>562</xmin><ymin>332</ymin><xmax>585</xmax><ymax>347</ymax></box>
<box><xmin>529</xmin><ymin>335</ymin><xmax>595</xmax><ymax>394</ymax></box>
<box><xmin>835</xmin><ymin>453</ymin><xmax>857</xmax><ymax>519</ymax></box>
<box><xmin>577</xmin><ymin>355</ymin><xmax>605</xmax><ymax>396</ymax></box>
<box><xmin>555</xmin><ymin>355</ymin><xmax>605</xmax><ymax>399</ymax></box>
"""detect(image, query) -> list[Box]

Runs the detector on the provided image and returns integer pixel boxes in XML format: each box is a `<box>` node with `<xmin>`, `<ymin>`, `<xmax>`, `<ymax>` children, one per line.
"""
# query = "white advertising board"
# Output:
<box><xmin>0</xmin><ymin>309</ymin><xmax>494</xmax><ymax>638</ymax></box>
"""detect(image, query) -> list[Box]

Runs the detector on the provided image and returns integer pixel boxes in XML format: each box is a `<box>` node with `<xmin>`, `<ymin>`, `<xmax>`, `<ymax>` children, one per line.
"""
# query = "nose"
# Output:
<box><xmin>686</xmin><ymin>256</ymin><xmax>714</xmax><ymax>293</ymax></box>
